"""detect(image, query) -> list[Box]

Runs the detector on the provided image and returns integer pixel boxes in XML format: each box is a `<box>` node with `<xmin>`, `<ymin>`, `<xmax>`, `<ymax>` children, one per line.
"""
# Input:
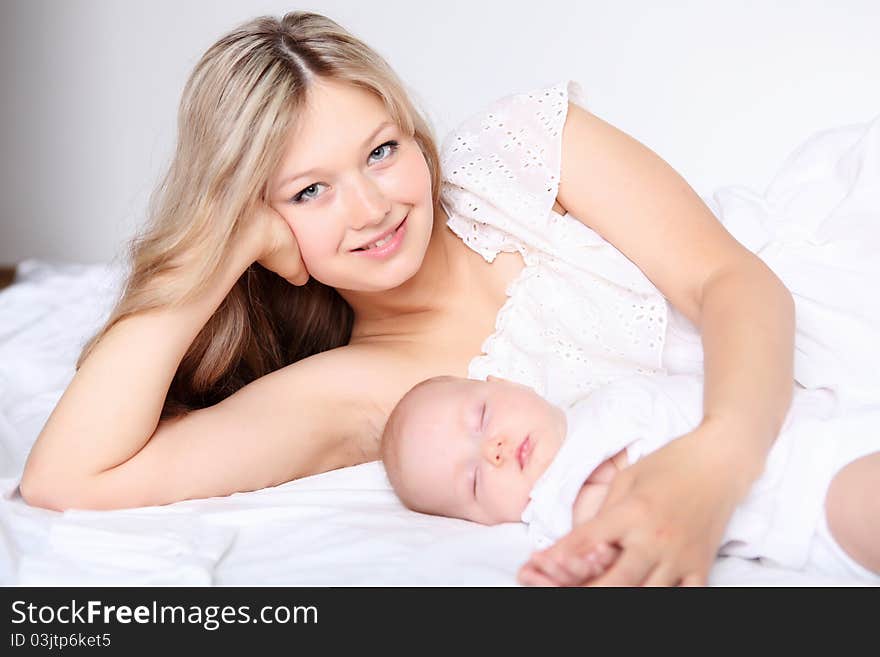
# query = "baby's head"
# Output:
<box><xmin>381</xmin><ymin>375</ymin><xmax>567</xmax><ymax>525</ymax></box>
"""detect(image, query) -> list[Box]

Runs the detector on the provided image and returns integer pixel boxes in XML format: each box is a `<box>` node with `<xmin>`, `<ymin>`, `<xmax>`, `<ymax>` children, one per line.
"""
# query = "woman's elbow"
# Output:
<box><xmin>19</xmin><ymin>469</ymin><xmax>105</xmax><ymax>512</ymax></box>
<box><xmin>19</xmin><ymin>470</ymin><xmax>72</xmax><ymax>511</ymax></box>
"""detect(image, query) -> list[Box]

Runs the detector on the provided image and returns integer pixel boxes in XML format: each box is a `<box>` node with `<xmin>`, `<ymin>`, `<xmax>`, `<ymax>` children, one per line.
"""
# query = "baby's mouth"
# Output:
<box><xmin>516</xmin><ymin>436</ymin><xmax>532</xmax><ymax>471</ymax></box>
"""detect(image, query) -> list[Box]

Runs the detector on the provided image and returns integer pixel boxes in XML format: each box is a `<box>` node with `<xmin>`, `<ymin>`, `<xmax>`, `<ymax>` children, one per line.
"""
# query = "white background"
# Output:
<box><xmin>1</xmin><ymin>0</ymin><xmax>878</xmax><ymax>265</ymax></box>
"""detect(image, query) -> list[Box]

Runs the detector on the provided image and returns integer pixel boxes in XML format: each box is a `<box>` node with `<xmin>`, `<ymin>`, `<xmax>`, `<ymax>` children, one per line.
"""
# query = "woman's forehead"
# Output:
<box><xmin>296</xmin><ymin>80</ymin><xmax>392</xmax><ymax>142</ymax></box>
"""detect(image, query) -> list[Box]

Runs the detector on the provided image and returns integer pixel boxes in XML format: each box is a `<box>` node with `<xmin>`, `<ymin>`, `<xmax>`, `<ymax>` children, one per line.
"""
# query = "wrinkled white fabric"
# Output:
<box><xmin>16</xmin><ymin>511</ymin><xmax>236</xmax><ymax>585</ymax></box>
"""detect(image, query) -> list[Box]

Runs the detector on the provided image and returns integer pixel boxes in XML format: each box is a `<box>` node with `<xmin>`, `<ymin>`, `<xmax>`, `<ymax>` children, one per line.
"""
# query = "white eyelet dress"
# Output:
<box><xmin>439</xmin><ymin>79</ymin><xmax>880</xmax><ymax>413</ymax></box>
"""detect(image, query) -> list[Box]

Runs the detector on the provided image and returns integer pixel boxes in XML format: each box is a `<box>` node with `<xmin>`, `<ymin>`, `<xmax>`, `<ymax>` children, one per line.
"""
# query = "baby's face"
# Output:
<box><xmin>393</xmin><ymin>377</ymin><xmax>566</xmax><ymax>525</ymax></box>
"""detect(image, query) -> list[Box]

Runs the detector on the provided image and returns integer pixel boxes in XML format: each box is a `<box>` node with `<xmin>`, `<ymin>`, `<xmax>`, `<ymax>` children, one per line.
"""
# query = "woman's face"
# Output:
<box><xmin>269</xmin><ymin>79</ymin><xmax>434</xmax><ymax>292</ymax></box>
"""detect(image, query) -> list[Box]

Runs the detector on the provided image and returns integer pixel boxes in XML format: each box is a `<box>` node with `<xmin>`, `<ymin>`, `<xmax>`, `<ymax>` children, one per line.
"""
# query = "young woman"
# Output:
<box><xmin>21</xmin><ymin>11</ymin><xmax>840</xmax><ymax>586</ymax></box>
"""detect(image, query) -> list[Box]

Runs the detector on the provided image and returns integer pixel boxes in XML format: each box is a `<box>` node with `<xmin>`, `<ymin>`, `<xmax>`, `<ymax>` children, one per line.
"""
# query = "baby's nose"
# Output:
<box><xmin>483</xmin><ymin>437</ymin><xmax>506</xmax><ymax>467</ymax></box>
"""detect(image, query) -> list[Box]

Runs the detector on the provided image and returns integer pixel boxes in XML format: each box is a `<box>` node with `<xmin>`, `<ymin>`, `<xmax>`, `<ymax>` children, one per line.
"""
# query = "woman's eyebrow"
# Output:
<box><xmin>276</xmin><ymin>120</ymin><xmax>396</xmax><ymax>190</ymax></box>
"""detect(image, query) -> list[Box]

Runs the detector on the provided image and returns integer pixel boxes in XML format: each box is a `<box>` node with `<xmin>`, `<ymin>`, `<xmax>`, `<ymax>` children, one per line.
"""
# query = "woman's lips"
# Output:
<box><xmin>351</xmin><ymin>214</ymin><xmax>407</xmax><ymax>253</ymax></box>
<box><xmin>516</xmin><ymin>436</ymin><xmax>532</xmax><ymax>470</ymax></box>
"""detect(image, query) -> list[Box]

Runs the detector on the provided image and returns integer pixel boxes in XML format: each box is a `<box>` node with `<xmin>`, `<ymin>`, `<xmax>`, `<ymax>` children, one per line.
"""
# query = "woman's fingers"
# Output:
<box><xmin>546</xmin><ymin>509</ymin><xmax>628</xmax><ymax>558</ymax></box>
<box><xmin>533</xmin><ymin>499</ymin><xmax>667</xmax><ymax>586</ymax></box>
<box><xmin>527</xmin><ymin>512</ymin><xmax>631</xmax><ymax>586</ymax></box>
<box><xmin>680</xmin><ymin>573</ymin><xmax>707</xmax><ymax>587</ymax></box>
<box><xmin>517</xmin><ymin>563</ymin><xmax>560</xmax><ymax>587</ymax></box>
<box><xmin>522</xmin><ymin>541</ymin><xmax>621</xmax><ymax>586</ymax></box>
<box><xmin>527</xmin><ymin>550</ymin><xmax>575</xmax><ymax>584</ymax></box>
<box><xmin>591</xmin><ymin>542</ymin><xmax>621</xmax><ymax>572</ymax></box>
<box><xmin>251</xmin><ymin>206</ymin><xmax>309</xmax><ymax>286</ymax></box>
<box><xmin>583</xmin><ymin>544</ymin><xmax>657</xmax><ymax>587</ymax></box>
<box><xmin>641</xmin><ymin>564</ymin><xmax>680</xmax><ymax>587</ymax></box>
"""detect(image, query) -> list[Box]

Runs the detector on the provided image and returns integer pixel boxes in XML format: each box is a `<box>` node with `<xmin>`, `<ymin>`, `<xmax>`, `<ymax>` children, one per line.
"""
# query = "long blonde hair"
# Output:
<box><xmin>77</xmin><ymin>12</ymin><xmax>443</xmax><ymax>419</ymax></box>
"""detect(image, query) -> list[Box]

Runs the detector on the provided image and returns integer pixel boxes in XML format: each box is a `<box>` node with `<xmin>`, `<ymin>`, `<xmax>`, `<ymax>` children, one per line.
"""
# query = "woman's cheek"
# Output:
<box><xmin>295</xmin><ymin>225</ymin><xmax>337</xmax><ymax>268</ymax></box>
<box><xmin>389</xmin><ymin>146</ymin><xmax>432</xmax><ymax>198</ymax></box>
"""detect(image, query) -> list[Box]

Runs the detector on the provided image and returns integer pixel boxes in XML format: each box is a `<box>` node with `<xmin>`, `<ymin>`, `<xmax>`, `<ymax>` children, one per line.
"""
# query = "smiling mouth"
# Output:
<box><xmin>516</xmin><ymin>436</ymin><xmax>531</xmax><ymax>470</ymax></box>
<box><xmin>352</xmin><ymin>214</ymin><xmax>407</xmax><ymax>251</ymax></box>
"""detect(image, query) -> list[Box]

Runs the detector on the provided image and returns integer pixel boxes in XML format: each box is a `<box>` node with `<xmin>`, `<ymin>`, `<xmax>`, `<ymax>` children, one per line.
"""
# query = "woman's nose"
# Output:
<box><xmin>348</xmin><ymin>175</ymin><xmax>391</xmax><ymax>231</ymax></box>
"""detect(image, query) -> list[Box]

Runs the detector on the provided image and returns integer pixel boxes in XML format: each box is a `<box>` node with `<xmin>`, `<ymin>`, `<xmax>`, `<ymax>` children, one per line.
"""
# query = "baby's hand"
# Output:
<box><xmin>568</xmin><ymin>452</ymin><xmax>623</xmax><ymax>528</ymax></box>
<box><xmin>517</xmin><ymin>450</ymin><xmax>627</xmax><ymax>586</ymax></box>
<box><xmin>518</xmin><ymin>543</ymin><xmax>620</xmax><ymax>586</ymax></box>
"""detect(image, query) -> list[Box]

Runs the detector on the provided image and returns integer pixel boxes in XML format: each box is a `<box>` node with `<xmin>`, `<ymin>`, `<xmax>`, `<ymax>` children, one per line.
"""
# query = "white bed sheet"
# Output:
<box><xmin>2</xmin><ymin>114</ymin><xmax>880</xmax><ymax>587</ymax></box>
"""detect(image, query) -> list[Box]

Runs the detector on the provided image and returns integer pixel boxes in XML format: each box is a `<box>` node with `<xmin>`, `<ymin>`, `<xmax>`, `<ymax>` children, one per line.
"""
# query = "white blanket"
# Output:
<box><xmin>2</xmin><ymin>114</ymin><xmax>879</xmax><ymax>586</ymax></box>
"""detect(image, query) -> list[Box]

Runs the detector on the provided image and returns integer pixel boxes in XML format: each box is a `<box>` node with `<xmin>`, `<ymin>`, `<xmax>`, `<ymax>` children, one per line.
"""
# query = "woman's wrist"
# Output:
<box><xmin>232</xmin><ymin>218</ymin><xmax>265</xmax><ymax>267</ymax></box>
<box><xmin>686</xmin><ymin>418</ymin><xmax>772</xmax><ymax>500</ymax></box>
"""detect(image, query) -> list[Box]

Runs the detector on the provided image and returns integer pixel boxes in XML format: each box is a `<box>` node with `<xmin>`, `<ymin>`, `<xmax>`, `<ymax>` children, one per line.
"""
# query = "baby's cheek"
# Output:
<box><xmin>507</xmin><ymin>481</ymin><xmax>534</xmax><ymax>521</ymax></box>
<box><xmin>484</xmin><ymin>473</ymin><xmax>532</xmax><ymax>523</ymax></box>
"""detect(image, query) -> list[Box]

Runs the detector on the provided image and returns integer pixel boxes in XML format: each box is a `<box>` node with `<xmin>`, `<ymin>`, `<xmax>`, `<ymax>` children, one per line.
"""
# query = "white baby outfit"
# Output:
<box><xmin>521</xmin><ymin>374</ymin><xmax>880</xmax><ymax>582</ymax></box>
<box><xmin>439</xmin><ymin>80</ymin><xmax>880</xmax><ymax>581</ymax></box>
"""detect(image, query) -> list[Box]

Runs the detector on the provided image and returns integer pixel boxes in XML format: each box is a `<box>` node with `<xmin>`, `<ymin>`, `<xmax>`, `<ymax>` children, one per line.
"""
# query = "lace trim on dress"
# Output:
<box><xmin>440</xmin><ymin>80</ymin><xmax>588</xmax><ymax>264</ymax></box>
<box><xmin>439</xmin><ymin>80</ymin><xmax>669</xmax><ymax>401</ymax></box>
<box><xmin>466</xmin><ymin>263</ymin><xmax>542</xmax><ymax>385</ymax></box>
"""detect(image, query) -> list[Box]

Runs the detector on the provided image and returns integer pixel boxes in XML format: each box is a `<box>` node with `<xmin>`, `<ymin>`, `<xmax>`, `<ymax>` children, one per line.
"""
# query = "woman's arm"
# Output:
<box><xmin>525</xmin><ymin>103</ymin><xmax>795</xmax><ymax>586</ymax></box>
<box><xmin>20</xmin><ymin>232</ymin><xmax>256</xmax><ymax>508</ymax></box>
<box><xmin>19</xmin><ymin>208</ymin><xmax>363</xmax><ymax>510</ymax></box>
<box><xmin>558</xmin><ymin>102</ymin><xmax>794</xmax><ymax>482</ymax></box>
<box><xmin>695</xmin><ymin>255</ymin><xmax>794</xmax><ymax>484</ymax></box>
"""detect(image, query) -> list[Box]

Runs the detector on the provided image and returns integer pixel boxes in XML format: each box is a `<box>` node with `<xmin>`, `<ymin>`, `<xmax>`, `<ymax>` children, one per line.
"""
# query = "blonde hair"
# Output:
<box><xmin>77</xmin><ymin>12</ymin><xmax>443</xmax><ymax>419</ymax></box>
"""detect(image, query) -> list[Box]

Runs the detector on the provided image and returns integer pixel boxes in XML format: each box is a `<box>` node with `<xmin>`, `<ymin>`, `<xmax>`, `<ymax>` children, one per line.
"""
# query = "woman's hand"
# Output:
<box><xmin>240</xmin><ymin>204</ymin><xmax>309</xmax><ymax>286</ymax></box>
<box><xmin>518</xmin><ymin>428</ymin><xmax>750</xmax><ymax>587</ymax></box>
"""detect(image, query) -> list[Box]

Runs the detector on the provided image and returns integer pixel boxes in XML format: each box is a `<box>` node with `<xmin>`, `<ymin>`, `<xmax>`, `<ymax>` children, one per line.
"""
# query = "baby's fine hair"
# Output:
<box><xmin>381</xmin><ymin>375</ymin><xmax>459</xmax><ymax>506</ymax></box>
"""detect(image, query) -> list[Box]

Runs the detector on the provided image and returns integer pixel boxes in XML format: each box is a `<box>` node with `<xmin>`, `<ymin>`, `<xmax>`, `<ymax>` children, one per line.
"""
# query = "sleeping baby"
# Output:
<box><xmin>380</xmin><ymin>374</ymin><xmax>880</xmax><ymax>585</ymax></box>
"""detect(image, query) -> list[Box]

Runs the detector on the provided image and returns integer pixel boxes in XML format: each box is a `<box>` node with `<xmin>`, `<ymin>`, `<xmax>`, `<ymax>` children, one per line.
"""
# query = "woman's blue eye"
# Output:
<box><xmin>368</xmin><ymin>140</ymin><xmax>399</xmax><ymax>163</ymax></box>
<box><xmin>292</xmin><ymin>183</ymin><xmax>326</xmax><ymax>204</ymax></box>
<box><xmin>290</xmin><ymin>140</ymin><xmax>399</xmax><ymax>205</ymax></box>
